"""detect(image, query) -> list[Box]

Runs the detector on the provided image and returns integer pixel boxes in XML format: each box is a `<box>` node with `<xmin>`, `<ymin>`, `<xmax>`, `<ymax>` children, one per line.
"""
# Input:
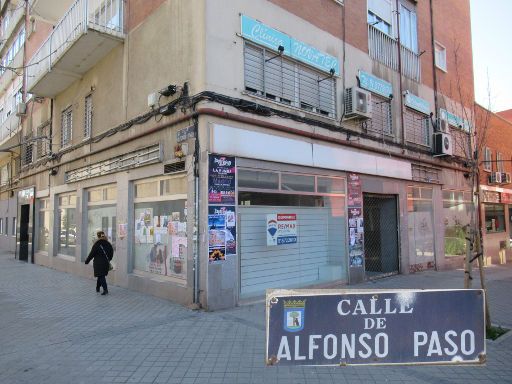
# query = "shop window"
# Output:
<box><xmin>238</xmin><ymin>169</ymin><xmax>279</xmax><ymax>190</ymax></box>
<box><xmin>485</xmin><ymin>204</ymin><xmax>505</xmax><ymax>233</ymax></box>
<box><xmin>12</xmin><ymin>217</ymin><xmax>16</xmax><ymax>236</ymax></box>
<box><xmin>38</xmin><ymin>198</ymin><xmax>51</xmax><ymax>252</ymax></box>
<box><xmin>407</xmin><ymin>186</ymin><xmax>434</xmax><ymax>263</ymax></box>
<box><xmin>57</xmin><ymin>193</ymin><xmax>77</xmax><ymax>257</ymax></box>
<box><xmin>442</xmin><ymin>189</ymin><xmax>471</xmax><ymax>257</ymax></box>
<box><xmin>244</xmin><ymin>43</ymin><xmax>336</xmax><ymax>118</ymax></box>
<box><xmin>133</xmin><ymin>175</ymin><xmax>188</xmax><ymax>280</ymax></box>
<box><xmin>87</xmin><ymin>185</ymin><xmax>117</xmax><ymax>259</ymax></box>
<box><xmin>317</xmin><ymin>177</ymin><xmax>345</xmax><ymax>193</ymax></box>
<box><xmin>281</xmin><ymin>173</ymin><xmax>315</xmax><ymax>193</ymax></box>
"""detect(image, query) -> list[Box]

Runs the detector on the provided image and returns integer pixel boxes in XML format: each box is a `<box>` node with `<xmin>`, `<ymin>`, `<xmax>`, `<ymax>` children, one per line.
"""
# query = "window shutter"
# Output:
<box><xmin>244</xmin><ymin>44</ymin><xmax>264</xmax><ymax>94</ymax></box>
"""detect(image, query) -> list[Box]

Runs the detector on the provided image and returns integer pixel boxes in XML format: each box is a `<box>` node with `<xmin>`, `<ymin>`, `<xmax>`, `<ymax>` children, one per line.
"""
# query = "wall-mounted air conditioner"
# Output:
<box><xmin>433</xmin><ymin>132</ymin><xmax>453</xmax><ymax>156</ymax></box>
<box><xmin>437</xmin><ymin>109</ymin><xmax>449</xmax><ymax>132</ymax></box>
<box><xmin>489</xmin><ymin>171</ymin><xmax>502</xmax><ymax>185</ymax></box>
<box><xmin>344</xmin><ymin>87</ymin><xmax>372</xmax><ymax>120</ymax></box>
<box><xmin>16</xmin><ymin>102</ymin><xmax>27</xmax><ymax>116</ymax></box>
<box><xmin>501</xmin><ymin>172</ymin><xmax>511</xmax><ymax>184</ymax></box>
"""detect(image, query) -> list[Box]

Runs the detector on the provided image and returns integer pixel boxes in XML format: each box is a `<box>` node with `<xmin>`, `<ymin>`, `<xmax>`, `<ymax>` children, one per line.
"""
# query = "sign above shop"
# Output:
<box><xmin>266</xmin><ymin>289</ymin><xmax>485</xmax><ymax>366</ymax></box>
<box><xmin>404</xmin><ymin>92</ymin><xmax>430</xmax><ymax>115</ymax></box>
<box><xmin>358</xmin><ymin>70</ymin><xmax>393</xmax><ymax>98</ymax></box>
<box><xmin>482</xmin><ymin>190</ymin><xmax>500</xmax><ymax>203</ymax></box>
<box><xmin>501</xmin><ymin>192</ymin><xmax>512</xmax><ymax>204</ymax></box>
<box><xmin>241</xmin><ymin>14</ymin><xmax>340</xmax><ymax>75</ymax></box>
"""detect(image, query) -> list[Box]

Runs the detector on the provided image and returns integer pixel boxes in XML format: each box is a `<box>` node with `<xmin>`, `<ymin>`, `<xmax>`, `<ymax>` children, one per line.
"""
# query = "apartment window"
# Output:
<box><xmin>0</xmin><ymin>164</ymin><xmax>8</xmax><ymax>186</ymax></box>
<box><xmin>22</xmin><ymin>142</ymin><xmax>33</xmax><ymax>166</ymax></box>
<box><xmin>2</xmin><ymin>13</ymin><xmax>10</xmax><ymax>36</ymax></box>
<box><xmin>405</xmin><ymin>108</ymin><xmax>430</xmax><ymax>147</ymax></box>
<box><xmin>434</xmin><ymin>41</ymin><xmax>447</xmax><ymax>71</ymax></box>
<box><xmin>399</xmin><ymin>4</ymin><xmax>418</xmax><ymax>53</ymax></box>
<box><xmin>497</xmin><ymin>152</ymin><xmax>504</xmax><ymax>173</ymax></box>
<box><xmin>84</xmin><ymin>94</ymin><xmax>93</xmax><ymax>138</ymax></box>
<box><xmin>365</xmin><ymin>94</ymin><xmax>392</xmax><ymax>136</ymax></box>
<box><xmin>367</xmin><ymin>0</ymin><xmax>393</xmax><ymax>35</ymax></box>
<box><xmin>13</xmin><ymin>88</ymin><xmax>23</xmax><ymax>108</ymax></box>
<box><xmin>483</xmin><ymin>147</ymin><xmax>492</xmax><ymax>172</ymax></box>
<box><xmin>37</xmin><ymin>122</ymin><xmax>50</xmax><ymax>158</ymax></box>
<box><xmin>61</xmin><ymin>107</ymin><xmax>72</xmax><ymax>147</ymax></box>
<box><xmin>0</xmin><ymin>27</ymin><xmax>25</xmax><ymax>75</ymax></box>
<box><xmin>244</xmin><ymin>43</ymin><xmax>336</xmax><ymax>118</ymax></box>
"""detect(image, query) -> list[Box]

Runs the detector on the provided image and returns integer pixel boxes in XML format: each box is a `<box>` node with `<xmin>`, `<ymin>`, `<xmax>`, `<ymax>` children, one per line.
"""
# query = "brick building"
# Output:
<box><xmin>0</xmin><ymin>0</ymin><xmax>478</xmax><ymax>309</ymax></box>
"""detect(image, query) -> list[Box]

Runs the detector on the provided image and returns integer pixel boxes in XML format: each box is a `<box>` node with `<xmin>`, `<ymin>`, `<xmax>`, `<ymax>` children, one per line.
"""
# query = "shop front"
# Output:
<box><xmin>481</xmin><ymin>188</ymin><xmax>511</xmax><ymax>264</ymax></box>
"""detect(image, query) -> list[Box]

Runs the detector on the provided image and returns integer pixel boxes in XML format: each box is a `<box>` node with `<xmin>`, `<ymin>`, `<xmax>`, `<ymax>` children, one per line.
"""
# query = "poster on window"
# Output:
<box><xmin>266</xmin><ymin>213</ymin><xmax>298</xmax><ymax>246</ymax></box>
<box><xmin>168</xmin><ymin>236</ymin><xmax>187</xmax><ymax>275</ymax></box>
<box><xmin>147</xmin><ymin>243</ymin><xmax>167</xmax><ymax>275</ymax></box>
<box><xmin>347</xmin><ymin>173</ymin><xmax>363</xmax><ymax>208</ymax></box>
<box><xmin>135</xmin><ymin>208</ymin><xmax>153</xmax><ymax>244</ymax></box>
<box><xmin>347</xmin><ymin>174</ymin><xmax>365</xmax><ymax>268</ymax></box>
<box><xmin>208</xmin><ymin>154</ymin><xmax>236</xmax><ymax>204</ymax></box>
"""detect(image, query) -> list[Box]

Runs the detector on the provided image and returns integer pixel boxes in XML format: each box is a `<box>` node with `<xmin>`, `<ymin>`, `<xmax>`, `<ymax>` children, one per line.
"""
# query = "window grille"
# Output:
<box><xmin>22</xmin><ymin>142</ymin><xmax>33</xmax><ymax>166</ymax></box>
<box><xmin>244</xmin><ymin>43</ymin><xmax>336</xmax><ymax>118</ymax></box>
<box><xmin>37</xmin><ymin>122</ymin><xmax>50</xmax><ymax>158</ymax></box>
<box><xmin>404</xmin><ymin>108</ymin><xmax>430</xmax><ymax>147</ymax></box>
<box><xmin>61</xmin><ymin>107</ymin><xmax>72</xmax><ymax>147</ymax></box>
<box><xmin>84</xmin><ymin>94</ymin><xmax>92</xmax><ymax>138</ymax></box>
<box><xmin>365</xmin><ymin>94</ymin><xmax>392</xmax><ymax>136</ymax></box>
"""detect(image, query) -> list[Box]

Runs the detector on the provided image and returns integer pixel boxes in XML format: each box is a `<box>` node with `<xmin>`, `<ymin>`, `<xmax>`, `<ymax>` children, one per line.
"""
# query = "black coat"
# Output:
<box><xmin>85</xmin><ymin>239</ymin><xmax>114</xmax><ymax>277</ymax></box>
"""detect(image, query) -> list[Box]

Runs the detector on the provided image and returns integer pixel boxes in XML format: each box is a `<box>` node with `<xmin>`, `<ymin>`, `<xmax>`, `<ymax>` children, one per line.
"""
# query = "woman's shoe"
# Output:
<box><xmin>101</xmin><ymin>291</ymin><xmax>108</xmax><ymax>295</ymax></box>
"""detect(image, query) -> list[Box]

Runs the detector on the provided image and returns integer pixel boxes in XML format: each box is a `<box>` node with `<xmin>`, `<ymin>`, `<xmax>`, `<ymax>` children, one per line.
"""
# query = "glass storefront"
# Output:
<box><xmin>485</xmin><ymin>204</ymin><xmax>506</xmax><ymax>233</ymax></box>
<box><xmin>133</xmin><ymin>175</ymin><xmax>187</xmax><ymax>280</ymax></box>
<box><xmin>443</xmin><ymin>190</ymin><xmax>472</xmax><ymax>257</ymax></box>
<box><xmin>86</xmin><ymin>185</ymin><xmax>117</xmax><ymax>260</ymax></box>
<box><xmin>57</xmin><ymin>193</ymin><xmax>77</xmax><ymax>257</ymax></box>
<box><xmin>37</xmin><ymin>198</ymin><xmax>51</xmax><ymax>252</ymax></box>
<box><xmin>407</xmin><ymin>186</ymin><xmax>434</xmax><ymax>266</ymax></box>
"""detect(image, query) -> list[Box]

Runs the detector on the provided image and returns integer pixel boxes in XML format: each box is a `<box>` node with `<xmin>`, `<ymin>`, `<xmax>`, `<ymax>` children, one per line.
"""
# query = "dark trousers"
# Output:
<box><xmin>96</xmin><ymin>276</ymin><xmax>108</xmax><ymax>292</ymax></box>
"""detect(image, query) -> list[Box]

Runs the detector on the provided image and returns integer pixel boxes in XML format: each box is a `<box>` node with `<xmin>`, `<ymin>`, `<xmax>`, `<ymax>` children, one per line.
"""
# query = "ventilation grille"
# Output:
<box><xmin>164</xmin><ymin>161</ymin><xmax>185</xmax><ymax>174</ymax></box>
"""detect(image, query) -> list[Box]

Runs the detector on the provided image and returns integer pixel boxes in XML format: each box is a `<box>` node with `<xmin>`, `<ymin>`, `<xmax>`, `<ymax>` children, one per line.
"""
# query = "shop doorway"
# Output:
<box><xmin>363</xmin><ymin>194</ymin><xmax>399</xmax><ymax>279</ymax></box>
<box><xmin>18</xmin><ymin>204</ymin><xmax>30</xmax><ymax>262</ymax></box>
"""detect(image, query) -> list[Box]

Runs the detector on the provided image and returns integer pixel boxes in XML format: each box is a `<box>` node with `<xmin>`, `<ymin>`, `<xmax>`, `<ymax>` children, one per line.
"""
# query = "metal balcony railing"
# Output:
<box><xmin>368</xmin><ymin>24</ymin><xmax>421</xmax><ymax>82</ymax></box>
<box><xmin>26</xmin><ymin>0</ymin><xmax>124</xmax><ymax>93</ymax></box>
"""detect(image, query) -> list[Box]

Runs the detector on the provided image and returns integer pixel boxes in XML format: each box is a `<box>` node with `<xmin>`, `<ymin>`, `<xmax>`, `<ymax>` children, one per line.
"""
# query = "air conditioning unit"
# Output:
<box><xmin>433</xmin><ymin>132</ymin><xmax>453</xmax><ymax>156</ymax></box>
<box><xmin>344</xmin><ymin>87</ymin><xmax>372</xmax><ymax>120</ymax></box>
<box><xmin>501</xmin><ymin>172</ymin><xmax>511</xmax><ymax>184</ymax></box>
<box><xmin>437</xmin><ymin>109</ymin><xmax>449</xmax><ymax>132</ymax></box>
<box><xmin>16</xmin><ymin>102</ymin><xmax>27</xmax><ymax>116</ymax></box>
<box><xmin>489</xmin><ymin>171</ymin><xmax>502</xmax><ymax>185</ymax></box>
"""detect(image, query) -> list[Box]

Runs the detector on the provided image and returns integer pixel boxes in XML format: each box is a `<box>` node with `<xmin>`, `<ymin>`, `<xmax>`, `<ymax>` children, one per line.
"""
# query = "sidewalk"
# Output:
<box><xmin>0</xmin><ymin>252</ymin><xmax>511</xmax><ymax>384</ymax></box>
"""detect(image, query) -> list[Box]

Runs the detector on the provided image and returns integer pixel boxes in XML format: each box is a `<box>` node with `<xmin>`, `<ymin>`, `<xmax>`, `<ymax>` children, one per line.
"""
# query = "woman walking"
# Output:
<box><xmin>85</xmin><ymin>231</ymin><xmax>114</xmax><ymax>295</ymax></box>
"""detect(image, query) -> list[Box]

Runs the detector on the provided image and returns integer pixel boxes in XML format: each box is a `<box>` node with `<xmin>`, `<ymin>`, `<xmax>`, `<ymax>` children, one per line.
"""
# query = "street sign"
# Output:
<box><xmin>266</xmin><ymin>289</ymin><xmax>486</xmax><ymax>366</ymax></box>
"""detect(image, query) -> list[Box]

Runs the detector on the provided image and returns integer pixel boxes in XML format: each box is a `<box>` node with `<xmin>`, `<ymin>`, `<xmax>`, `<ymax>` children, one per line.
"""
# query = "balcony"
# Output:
<box><xmin>0</xmin><ymin>2</ymin><xmax>24</xmax><ymax>42</ymax></box>
<box><xmin>26</xmin><ymin>0</ymin><xmax>124</xmax><ymax>98</ymax></box>
<box><xmin>0</xmin><ymin>49</ymin><xmax>23</xmax><ymax>93</ymax></box>
<box><xmin>368</xmin><ymin>25</ymin><xmax>421</xmax><ymax>82</ymax></box>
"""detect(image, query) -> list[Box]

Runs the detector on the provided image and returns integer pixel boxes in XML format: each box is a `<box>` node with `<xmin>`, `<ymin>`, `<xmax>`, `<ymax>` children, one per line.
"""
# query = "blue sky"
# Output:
<box><xmin>471</xmin><ymin>0</ymin><xmax>512</xmax><ymax>112</ymax></box>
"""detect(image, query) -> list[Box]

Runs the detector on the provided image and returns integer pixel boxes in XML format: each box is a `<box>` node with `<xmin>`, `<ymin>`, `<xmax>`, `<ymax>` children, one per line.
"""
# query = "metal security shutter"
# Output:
<box><xmin>244</xmin><ymin>44</ymin><xmax>264</xmax><ymax>94</ymax></box>
<box><xmin>239</xmin><ymin>206</ymin><xmax>337</xmax><ymax>298</ymax></box>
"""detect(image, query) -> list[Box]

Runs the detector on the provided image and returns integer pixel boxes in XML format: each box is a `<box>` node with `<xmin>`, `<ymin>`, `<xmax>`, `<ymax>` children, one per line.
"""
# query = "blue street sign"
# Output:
<box><xmin>266</xmin><ymin>289</ymin><xmax>485</xmax><ymax>366</ymax></box>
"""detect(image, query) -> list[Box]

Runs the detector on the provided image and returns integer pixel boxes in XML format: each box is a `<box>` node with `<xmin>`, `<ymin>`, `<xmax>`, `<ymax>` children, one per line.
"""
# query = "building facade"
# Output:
<box><xmin>0</xmin><ymin>0</ymin><xmax>478</xmax><ymax>309</ymax></box>
<box><xmin>476</xmin><ymin>104</ymin><xmax>512</xmax><ymax>265</ymax></box>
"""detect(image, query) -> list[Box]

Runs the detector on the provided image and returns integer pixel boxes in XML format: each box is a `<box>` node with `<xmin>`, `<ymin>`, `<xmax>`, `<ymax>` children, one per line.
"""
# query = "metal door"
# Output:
<box><xmin>363</xmin><ymin>194</ymin><xmax>399</xmax><ymax>279</ymax></box>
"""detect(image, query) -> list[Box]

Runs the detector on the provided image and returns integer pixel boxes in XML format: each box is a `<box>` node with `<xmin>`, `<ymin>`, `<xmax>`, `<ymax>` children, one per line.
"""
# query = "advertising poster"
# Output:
<box><xmin>209</xmin><ymin>206</ymin><xmax>236</xmax><ymax>255</ymax></box>
<box><xmin>168</xmin><ymin>236</ymin><xmax>187</xmax><ymax>275</ymax></box>
<box><xmin>148</xmin><ymin>244</ymin><xmax>167</xmax><ymax>275</ymax></box>
<box><xmin>135</xmin><ymin>208</ymin><xmax>153</xmax><ymax>244</ymax></box>
<box><xmin>347</xmin><ymin>173</ymin><xmax>364</xmax><ymax>268</ymax></box>
<box><xmin>208</xmin><ymin>155</ymin><xmax>236</xmax><ymax>204</ymax></box>
<box><xmin>267</xmin><ymin>213</ymin><xmax>298</xmax><ymax>246</ymax></box>
<box><xmin>347</xmin><ymin>173</ymin><xmax>363</xmax><ymax>208</ymax></box>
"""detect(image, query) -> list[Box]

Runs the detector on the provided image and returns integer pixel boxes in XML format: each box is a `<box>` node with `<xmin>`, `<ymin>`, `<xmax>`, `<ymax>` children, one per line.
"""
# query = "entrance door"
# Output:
<box><xmin>18</xmin><ymin>204</ymin><xmax>30</xmax><ymax>262</ymax></box>
<box><xmin>363</xmin><ymin>194</ymin><xmax>399</xmax><ymax>279</ymax></box>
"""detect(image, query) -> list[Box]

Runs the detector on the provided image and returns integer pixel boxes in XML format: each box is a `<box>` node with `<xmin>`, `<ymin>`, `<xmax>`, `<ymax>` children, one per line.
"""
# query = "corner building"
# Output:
<box><xmin>0</xmin><ymin>0</ymin><xmax>476</xmax><ymax>309</ymax></box>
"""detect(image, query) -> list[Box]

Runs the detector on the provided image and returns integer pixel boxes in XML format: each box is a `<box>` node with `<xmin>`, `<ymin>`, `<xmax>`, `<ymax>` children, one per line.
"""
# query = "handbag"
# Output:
<box><xmin>100</xmin><ymin>244</ymin><xmax>114</xmax><ymax>271</ymax></box>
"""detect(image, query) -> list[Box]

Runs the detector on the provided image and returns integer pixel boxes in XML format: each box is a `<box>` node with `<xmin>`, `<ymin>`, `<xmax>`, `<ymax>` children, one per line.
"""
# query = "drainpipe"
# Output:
<box><xmin>193</xmin><ymin>117</ymin><xmax>200</xmax><ymax>305</ymax></box>
<box><xmin>395</xmin><ymin>0</ymin><xmax>406</xmax><ymax>149</ymax></box>
<box><xmin>429</xmin><ymin>0</ymin><xmax>439</xmax><ymax>119</ymax></box>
